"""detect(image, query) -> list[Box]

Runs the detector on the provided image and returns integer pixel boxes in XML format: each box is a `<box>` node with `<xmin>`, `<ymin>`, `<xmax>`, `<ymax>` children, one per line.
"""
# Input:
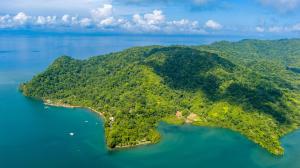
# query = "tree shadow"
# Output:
<box><xmin>224</xmin><ymin>83</ymin><xmax>290</xmax><ymax>124</ymax></box>
<box><xmin>145</xmin><ymin>47</ymin><xmax>235</xmax><ymax>100</ymax></box>
<box><xmin>146</xmin><ymin>47</ymin><xmax>290</xmax><ymax>124</ymax></box>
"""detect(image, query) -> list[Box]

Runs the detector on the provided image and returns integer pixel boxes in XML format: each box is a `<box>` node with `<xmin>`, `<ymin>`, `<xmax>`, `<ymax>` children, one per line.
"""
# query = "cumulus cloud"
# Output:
<box><xmin>0</xmin><ymin>15</ymin><xmax>13</xmax><ymax>28</ymax></box>
<box><xmin>130</xmin><ymin>10</ymin><xmax>166</xmax><ymax>32</ymax></box>
<box><xmin>79</xmin><ymin>18</ymin><xmax>92</xmax><ymax>27</ymax></box>
<box><xmin>61</xmin><ymin>15</ymin><xmax>70</xmax><ymax>23</ymax></box>
<box><xmin>205</xmin><ymin>20</ymin><xmax>222</xmax><ymax>30</ymax></box>
<box><xmin>0</xmin><ymin>12</ymin><xmax>32</xmax><ymax>28</ymax></box>
<box><xmin>36</xmin><ymin>16</ymin><xmax>57</xmax><ymax>26</ymax></box>
<box><xmin>0</xmin><ymin>4</ymin><xmax>214</xmax><ymax>34</ymax></box>
<box><xmin>133</xmin><ymin>10</ymin><xmax>164</xmax><ymax>27</ymax></box>
<box><xmin>13</xmin><ymin>12</ymin><xmax>29</xmax><ymax>25</ymax></box>
<box><xmin>132</xmin><ymin>10</ymin><xmax>164</xmax><ymax>25</ymax></box>
<box><xmin>89</xmin><ymin>4</ymin><xmax>122</xmax><ymax>28</ymax></box>
<box><xmin>130</xmin><ymin>10</ymin><xmax>207</xmax><ymax>34</ymax></box>
<box><xmin>36</xmin><ymin>16</ymin><xmax>46</xmax><ymax>25</ymax></box>
<box><xmin>100</xmin><ymin>17</ymin><xmax>115</xmax><ymax>26</ymax></box>
<box><xmin>144</xmin><ymin>10</ymin><xmax>165</xmax><ymax>25</ymax></box>
<box><xmin>91</xmin><ymin>4</ymin><xmax>113</xmax><ymax>21</ymax></box>
<box><xmin>259</xmin><ymin>0</ymin><xmax>300</xmax><ymax>12</ymax></box>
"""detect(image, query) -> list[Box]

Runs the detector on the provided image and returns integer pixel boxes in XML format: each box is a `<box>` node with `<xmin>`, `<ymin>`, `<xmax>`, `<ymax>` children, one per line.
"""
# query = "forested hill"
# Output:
<box><xmin>20</xmin><ymin>39</ymin><xmax>300</xmax><ymax>155</ymax></box>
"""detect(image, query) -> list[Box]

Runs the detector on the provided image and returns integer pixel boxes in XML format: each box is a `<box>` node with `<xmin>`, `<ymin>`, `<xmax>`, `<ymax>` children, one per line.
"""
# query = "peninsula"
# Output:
<box><xmin>20</xmin><ymin>39</ymin><xmax>300</xmax><ymax>155</ymax></box>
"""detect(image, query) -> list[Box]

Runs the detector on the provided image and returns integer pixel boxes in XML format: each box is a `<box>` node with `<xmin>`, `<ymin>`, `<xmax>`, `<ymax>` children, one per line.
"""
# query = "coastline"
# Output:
<box><xmin>44</xmin><ymin>99</ymin><xmax>105</xmax><ymax>117</ymax></box>
<box><xmin>42</xmin><ymin>99</ymin><xmax>287</xmax><ymax>155</ymax></box>
<box><xmin>114</xmin><ymin>141</ymin><xmax>153</xmax><ymax>149</ymax></box>
<box><xmin>43</xmin><ymin>99</ymin><xmax>155</xmax><ymax>150</ymax></box>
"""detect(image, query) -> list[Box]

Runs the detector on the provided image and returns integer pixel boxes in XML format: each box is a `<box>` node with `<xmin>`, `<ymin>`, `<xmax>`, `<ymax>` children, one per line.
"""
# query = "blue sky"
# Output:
<box><xmin>1</xmin><ymin>0</ymin><xmax>300</xmax><ymax>36</ymax></box>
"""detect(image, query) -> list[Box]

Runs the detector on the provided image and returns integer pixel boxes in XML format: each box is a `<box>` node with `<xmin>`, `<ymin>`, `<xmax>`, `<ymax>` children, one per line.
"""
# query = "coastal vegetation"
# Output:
<box><xmin>20</xmin><ymin>39</ymin><xmax>300</xmax><ymax>155</ymax></box>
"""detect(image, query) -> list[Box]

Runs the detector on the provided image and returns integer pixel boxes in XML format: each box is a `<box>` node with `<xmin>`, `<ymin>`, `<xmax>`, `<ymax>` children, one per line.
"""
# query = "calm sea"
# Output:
<box><xmin>0</xmin><ymin>34</ymin><xmax>299</xmax><ymax>168</ymax></box>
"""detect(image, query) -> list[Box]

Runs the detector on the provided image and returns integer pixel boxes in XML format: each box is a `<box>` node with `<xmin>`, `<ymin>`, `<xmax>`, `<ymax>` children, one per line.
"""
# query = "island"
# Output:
<box><xmin>20</xmin><ymin>39</ymin><xmax>300</xmax><ymax>155</ymax></box>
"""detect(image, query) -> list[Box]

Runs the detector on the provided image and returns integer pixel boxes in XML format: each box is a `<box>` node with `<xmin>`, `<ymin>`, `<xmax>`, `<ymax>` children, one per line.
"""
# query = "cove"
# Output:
<box><xmin>1</xmin><ymin>84</ymin><xmax>300</xmax><ymax>168</ymax></box>
<box><xmin>0</xmin><ymin>34</ymin><xmax>300</xmax><ymax>168</ymax></box>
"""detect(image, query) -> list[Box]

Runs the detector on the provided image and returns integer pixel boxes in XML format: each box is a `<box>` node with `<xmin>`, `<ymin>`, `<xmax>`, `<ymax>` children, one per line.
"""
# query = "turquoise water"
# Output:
<box><xmin>0</xmin><ymin>35</ymin><xmax>300</xmax><ymax>168</ymax></box>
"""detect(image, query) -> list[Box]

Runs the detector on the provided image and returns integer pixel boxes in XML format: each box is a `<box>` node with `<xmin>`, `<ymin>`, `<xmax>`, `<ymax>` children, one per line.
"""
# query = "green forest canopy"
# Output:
<box><xmin>20</xmin><ymin>39</ymin><xmax>300</xmax><ymax>155</ymax></box>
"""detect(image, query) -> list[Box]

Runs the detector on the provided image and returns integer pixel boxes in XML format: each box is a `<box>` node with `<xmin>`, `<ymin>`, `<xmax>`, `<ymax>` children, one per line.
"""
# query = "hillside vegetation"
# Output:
<box><xmin>20</xmin><ymin>39</ymin><xmax>300</xmax><ymax>155</ymax></box>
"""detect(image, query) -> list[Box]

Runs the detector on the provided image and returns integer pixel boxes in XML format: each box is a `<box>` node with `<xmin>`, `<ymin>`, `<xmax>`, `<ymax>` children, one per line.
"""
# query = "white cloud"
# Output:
<box><xmin>0</xmin><ymin>15</ymin><xmax>13</xmax><ymax>28</ymax></box>
<box><xmin>132</xmin><ymin>14</ymin><xmax>144</xmax><ymax>25</ymax></box>
<box><xmin>100</xmin><ymin>17</ymin><xmax>115</xmax><ymax>26</ymax></box>
<box><xmin>60</xmin><ymin>15</ymin><xmax>78</xmax><ymax>26</ymax></box>
<box><xmin>13</xmin><ymin>12</ymin><xmax>29</xmax><ymax>25</ymax></box>
<box><xmin>144</xmin><ymin>10</ymin><xmax>165</xmax><ymax>25</ymax></box>
<box><xmin>256</xmin><ymin>26</ymin><xmax>265</xmax><ymax>32</ymax></box>
<box><xmin>89</xmin><ymin>4</ymin><xmax>120</xmax><ymax>28</ymax></box>
<box><xmin>133</xmin><ymin>10</ymin><xmax>165</xmax><ymax>26</ymax></box>
<box><xmin>62</xmin><ymin>15</ymin><xmax>70</xmax><ymax>23</ymax></box>
<box><xmin>166</xmin><ymin>19</ymin><xmax>204</xmax><ymax>34</ymax></box>
<box><xmin>170</xmin><ymin>19</ymin><xmax>198</xmax><ymax>27</ymax></box>
<box><xmin>91</xmin><ymin>4</ymin><xmax>113</xmax><ymax>21</ymax></box>
<box><xmin>0</xmin><ymin>5</ymin><xmax>216</xmax><ymax>34</ymax></box>
<box><xmin>70</xmin><ymin>16</ymin><xmax>79</xmax><ymax>25</ymax></box>
<box><xmin>0</xmin><ymin>9</ymin><xmax>208</xmax><ymax>34</ymax></box>
<box><xmin>36</xmin><ymin>16</ymin><xmax>46</xmax><ymax>25</ymax></box>
<box><xmin>259</xmin><ymin>0</ymin><xmax>300</xmax><ymax>12</ymax></box>
<box><xmin>46</xmin><ymin>16</ymin><xmax>57</xmax><ymax>24</ymax></box>
<box><xmin>35</xmin><ymin>16</ymin><xmax>57</xmax><ymax>25</ymax></box>
<box><xmin>79</xmin><ymin>18</ymin><xmax>92</xmax><ymax>27</ymax></box>
<box><xmin>131</xmin><ymin>10</ymin><xmax>166</xmax><ymax>32</ymax></box>
<box><xmin>205</xmin><ymin>20</ymin><xmax>222</xmax><ymax>30</ymax></box>
<box><xmin>129</xmin><ymin>10</ymin><xmax>206</xmax><ymax>34</ymax></box>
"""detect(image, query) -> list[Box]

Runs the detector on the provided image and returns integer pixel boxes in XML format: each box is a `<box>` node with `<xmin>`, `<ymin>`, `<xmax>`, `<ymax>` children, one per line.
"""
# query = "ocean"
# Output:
<box><xmin>0</xmin><ymin>34</ymin><xmax>299</xmax><ymax>168</ymax></box>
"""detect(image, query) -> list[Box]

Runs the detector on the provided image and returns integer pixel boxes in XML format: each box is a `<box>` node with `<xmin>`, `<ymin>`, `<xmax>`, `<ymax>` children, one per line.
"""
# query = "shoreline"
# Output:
<box><xmin>42</xmin><ymin>99</ymin><xmax>290</xmax><ymax>155</ymax></box>
<box><xmin>44</xmin><ymin>99</ymin><xmax>105</xmax><ymax>116</ymax></box>
<box><xmin>114</xmin><ymin>141</ymin><xmax>153</xmax><ymax>149</ymax></box>
<box><xmin>43</xmin><ymin>99</ymin><xmax>154</xmax><ymax>150</ymax></box>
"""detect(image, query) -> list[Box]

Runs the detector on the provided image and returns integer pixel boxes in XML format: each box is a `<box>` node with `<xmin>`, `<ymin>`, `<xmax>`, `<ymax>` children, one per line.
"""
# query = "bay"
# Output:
<box><xmin>0</xmin><ymin>34</ymin><xmax>299</xmax><ymax>168</ymax></box>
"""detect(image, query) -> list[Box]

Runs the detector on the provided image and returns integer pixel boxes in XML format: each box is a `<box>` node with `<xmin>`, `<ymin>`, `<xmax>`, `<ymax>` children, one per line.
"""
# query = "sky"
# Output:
<box><xmin>1</xmin><ymin>0</ymin><xmax>300</xmax><ymax>36</ymax></box>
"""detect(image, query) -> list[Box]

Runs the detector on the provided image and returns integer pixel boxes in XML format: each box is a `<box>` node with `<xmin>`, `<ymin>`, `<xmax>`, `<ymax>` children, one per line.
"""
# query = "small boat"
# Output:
<box><xmin>69</xmin><ymin>132</ymin><xmax>75</xmax><ymax>136</ymax></box>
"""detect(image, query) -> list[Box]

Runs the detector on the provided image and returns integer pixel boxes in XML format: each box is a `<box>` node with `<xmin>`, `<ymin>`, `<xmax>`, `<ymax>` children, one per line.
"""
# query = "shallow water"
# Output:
<box><xmin>0</xmin><ymin>35</ymin><xmax>299</xmax><ymax>168</ymax></box>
